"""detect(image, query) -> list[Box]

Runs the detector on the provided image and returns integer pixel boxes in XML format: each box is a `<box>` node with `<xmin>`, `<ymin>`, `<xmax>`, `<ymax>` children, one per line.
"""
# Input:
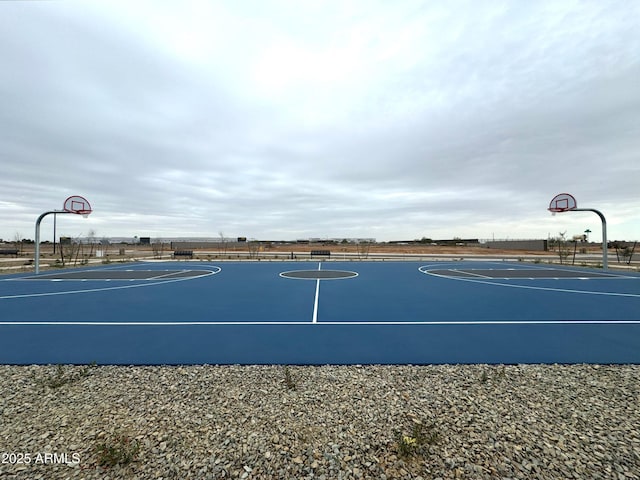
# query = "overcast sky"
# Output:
<box><xmin>1</xmin><ymin>0</ymin><xmax>639</xmax><ymax>243</ymax></box>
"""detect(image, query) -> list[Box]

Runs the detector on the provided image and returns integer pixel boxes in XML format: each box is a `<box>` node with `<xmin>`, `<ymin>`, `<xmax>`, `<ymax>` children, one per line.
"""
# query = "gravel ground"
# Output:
<box><xmin>1</xmin><ymin>364</ymin><xmax>639</xmax><ymax>480</ymax></box>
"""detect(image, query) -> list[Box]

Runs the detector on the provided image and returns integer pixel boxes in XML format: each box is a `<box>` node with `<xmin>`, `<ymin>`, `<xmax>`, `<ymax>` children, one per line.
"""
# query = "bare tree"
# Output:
<box><xmin>356</xmin><ymin>240</ymin><xmax>371</xmax><ymax>259</ymax></box>
<box><xmin>556</xmin><ymin>231</ymin><xmax>570</xmax><ymax>264</ymax></box>
<box><xmin>87</xmin><ymin>229</ymin><xmax>97</xmax><ymax>257</ymax></box>
<box><xmin>13</xmin><ymin>232</ymin><xmax>23</xmax><ymax>254</ymax></box>
<box><xmin>59</xmin><ymin>235</ymin><xmax>83</xmax><ymax>267</ymax></box>
<box><xmin>219</xmin><ymin>231</ymin><xmax>228</xmax><ymax>256</ymax></box>
<box><xmin>152</xmin><ymin>239</ymin><xmax>165</xmax><ymax>259</ymax></box>
<box><xmin>247</xmin><ymin>239</ymin><xmax>260</xmax><ymax>259</ymax></box>
<box><xmin>100</xmin><ymin>237</ymin><xmax>111</xmax><ymax>258</ymax></box>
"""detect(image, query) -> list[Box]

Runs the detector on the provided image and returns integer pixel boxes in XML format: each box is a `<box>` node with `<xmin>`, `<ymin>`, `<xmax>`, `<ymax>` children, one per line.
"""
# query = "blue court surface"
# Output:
<box><xmin>1</xmin><ymin>261</ymin><xmax>639</xmax><ymax>365</ymax></box>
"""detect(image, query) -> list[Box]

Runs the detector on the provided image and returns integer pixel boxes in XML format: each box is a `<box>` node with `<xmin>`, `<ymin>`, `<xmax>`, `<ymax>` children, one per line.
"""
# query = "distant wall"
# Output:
<box><xmin>435</xmin><ymin>238</ymin><xmax>480</xmax><ymax>246</ymax></box>
<box><xmin>170</xmin><ymin>241</ymin><xmax>243</xmax><ymax>249</ymax></box>
<box><xmin>484</xmin><ymin>240</ymin><xmax>548</xmax><ymax>251</ymax></box>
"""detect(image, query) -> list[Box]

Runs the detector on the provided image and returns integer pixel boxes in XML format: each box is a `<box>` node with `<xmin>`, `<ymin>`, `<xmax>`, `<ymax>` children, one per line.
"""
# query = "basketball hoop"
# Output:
<box><xmin>34</xmin><ymin>195</ymin><xmax>93</xmax><ymax>274</ymax></box>
<box><xmin>548</xmin><ymin>193</ymin><xmax>577</xmax><ymax>213</ymax></box>
<box><xmin>546</xmin><ymin>193</ymin><xmax>608</xmax><ymax>270</ymax></box>
<box><xmin>63</xmin><ymin>195</ymin><xmax>92</xmax><ymax>216</ymax></box>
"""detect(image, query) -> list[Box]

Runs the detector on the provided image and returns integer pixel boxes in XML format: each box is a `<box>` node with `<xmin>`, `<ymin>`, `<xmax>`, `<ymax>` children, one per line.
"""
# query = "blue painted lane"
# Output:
<box><xmin>2</xmin><ymin>323</ymin><xmax>640</xmax><ymax>365</ymax></box>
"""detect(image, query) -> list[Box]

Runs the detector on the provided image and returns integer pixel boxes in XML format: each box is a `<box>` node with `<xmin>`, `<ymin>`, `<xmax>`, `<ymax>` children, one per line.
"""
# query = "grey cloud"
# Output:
<box><xmin>1</xmin><ymin>1</ymin><xmax>639</xmax><ymax>242</ymax></box>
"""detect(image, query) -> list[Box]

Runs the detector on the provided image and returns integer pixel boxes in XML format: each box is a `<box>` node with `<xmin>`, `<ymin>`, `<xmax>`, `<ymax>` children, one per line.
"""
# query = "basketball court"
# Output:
<box><xmin>1</xmin><ymin>260</ymin><xmax>638</xmax><ymax>365</ymax></box>
<box><xmin>2</xmin><ymin>192</ymin><xmax>637</xmax><ymax>365</ymax></box>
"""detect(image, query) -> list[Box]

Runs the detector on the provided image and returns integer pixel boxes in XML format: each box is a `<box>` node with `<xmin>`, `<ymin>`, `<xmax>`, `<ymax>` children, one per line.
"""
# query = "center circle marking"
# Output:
<box><xmin>280</xmin><ymin>270</ymin><xmax>358</xmax><ymax>280</ymax></box>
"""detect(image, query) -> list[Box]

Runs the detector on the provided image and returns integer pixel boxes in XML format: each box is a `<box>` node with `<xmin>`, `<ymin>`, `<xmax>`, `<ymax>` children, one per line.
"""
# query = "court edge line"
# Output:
<box><xmin>2</xmin><ymin>320</ymin><xmax>639</xmax><ymax>326</ymax></box>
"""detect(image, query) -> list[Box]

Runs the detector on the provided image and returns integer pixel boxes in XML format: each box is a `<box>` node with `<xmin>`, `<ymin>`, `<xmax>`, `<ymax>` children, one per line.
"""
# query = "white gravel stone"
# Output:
<box><xmin>0</xmin><ymin>364</ymin><xmax>638</xmax><ymax>479</ymax></box>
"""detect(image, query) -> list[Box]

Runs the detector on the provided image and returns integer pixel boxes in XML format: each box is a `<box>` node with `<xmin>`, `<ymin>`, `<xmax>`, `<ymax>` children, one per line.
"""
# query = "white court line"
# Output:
<box><xmin>418</xmin><ymin>265</ymin><xmax>640</xmax><ymax>298</ymax></box>
<box><xmin>1</xmin><ymin>320</ymin><xmax>639</xmax><ymax>326</ymax></box>
<box><xmin>148</xmin><ymin>270</ymin><xmax>189</xmax><ymax>280</ymax></box>
<box><xmin>457</xmin><ymin>270</ymin><xmax>492</xmax><ymax>279</ymax></box>
<box><xmin>485</xmin><ymin>263</ymin><xmax>638</xmax><ymax>279</ymax></box>
<box><xmin>418</xmin><ymin>261</ymin><xmax>638</xmax><ymax>278</ymax></box>
<box><xmin>17</xmin><ymin>269</ymin><xmax>199</xmax><ymax>282</ymax></box>
<box><xmin>312</xmin><ymin>262</ymin><xmax>321</xmax><ymax>323</ymax></box>
<box><xmin>0</xmin><ymin>268</ymin><xmax>221</xmax><ymax>299</ymax></box>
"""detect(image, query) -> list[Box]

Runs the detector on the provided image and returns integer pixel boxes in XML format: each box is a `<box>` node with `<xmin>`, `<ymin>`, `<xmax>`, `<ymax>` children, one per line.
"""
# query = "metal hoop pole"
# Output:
<box><xmin>573</xmin><ymin>208</ymin><xmax>607</xmax><ymax>270</ymax></box>
<box><xmin>35</xmin><ymin>210</ymin><xmax>71</xmax><ymax>274</ymax></box>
